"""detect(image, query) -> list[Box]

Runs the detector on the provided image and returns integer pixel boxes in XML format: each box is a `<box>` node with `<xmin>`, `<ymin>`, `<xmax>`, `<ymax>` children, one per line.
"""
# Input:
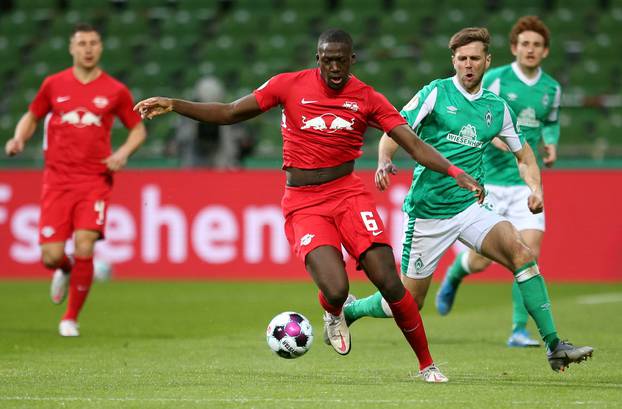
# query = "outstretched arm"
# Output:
<box><xmin>5</xmin><ymin>112</ymin><xmax>39</xmax><ymax>156</ymax></box>
<box><xmin>134</xmin><ymin>94</ymin><xmax>263</xmax><ymax>125</ymax></box>
<box><xmin>379</xmin><ymin>125</ymin><xmax>485</xmax><ymax>202</ymax></box>
<box><xmin>514</xmin><ymin>143</ymin><xmax>544</xmax><ymax>214</ymax></box>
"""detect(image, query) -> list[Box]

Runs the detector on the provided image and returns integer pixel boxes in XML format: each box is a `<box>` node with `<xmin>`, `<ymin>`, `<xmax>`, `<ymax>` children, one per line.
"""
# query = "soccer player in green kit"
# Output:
<box><xmin>436</xmin><ymin>16</ymin><xmax>561</xmax><ymax>348</ymax></box>
<box><xmin>342</xmin><ymin>27</ymin><xmax>593</xmax><ymax>372</ymax></box>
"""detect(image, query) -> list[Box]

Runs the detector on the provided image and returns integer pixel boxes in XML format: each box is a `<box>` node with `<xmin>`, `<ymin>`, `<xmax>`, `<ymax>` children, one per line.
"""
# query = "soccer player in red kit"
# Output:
<box><xmin>135</xmin><ymin>29</ymin><xmax>483</xmax><ymax>382</ymax></box>
<box><xmin>4</xmin><ymin>24</ymin><xmax>146</xmax><ymax>337</ymax></box>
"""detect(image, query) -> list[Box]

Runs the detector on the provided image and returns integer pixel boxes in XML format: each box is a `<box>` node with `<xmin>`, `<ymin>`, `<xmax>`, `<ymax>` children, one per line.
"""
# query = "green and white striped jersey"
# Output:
<box><xmin>483</xmin><ymin>62</ymin><xmax>561</xmax><ymax>186</ymax></box>
<box><xmin>400</xmin><ymin>76</ymin><xmax>524</xmax><ymax>219</ymax></box>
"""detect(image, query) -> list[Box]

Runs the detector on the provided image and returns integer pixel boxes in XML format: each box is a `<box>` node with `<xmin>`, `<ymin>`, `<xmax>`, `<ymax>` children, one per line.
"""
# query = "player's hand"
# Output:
<box><xmin>543</xmin><ymin>144</ymin><xmax>557</xmax><ymax>168</ymax></box>
<box><xmin>5</xmin><ymin>137</ymin><xmax>24</xmax><ymax>156</ymax></box>
<box><xmin>455</xmin><ymin>173</ymin><xmax>486</xmax><ymax>204</ymax></box>
<box><xmin>375</xmin><ymin>160</ymin><xmax>397</xmax><ymax>191</ymax></box>
<box><xmin>527</xmin><ymin>190</ymin><xmax>544</xmax><ymax>214</ymax></box>
<box><xmin>102</xmin><ymin>150</ymin><xmax>128</xmax><ymax>172</ymax></box>
<box><xmin>133</xmin><ymin>97</ymin><xmax>173</xmax><ymax>120</ymax></box>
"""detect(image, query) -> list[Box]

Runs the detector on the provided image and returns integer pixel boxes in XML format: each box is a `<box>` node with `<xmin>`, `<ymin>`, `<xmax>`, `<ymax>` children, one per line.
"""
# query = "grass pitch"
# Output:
<box><xmin>1</xmin><ymin>280</ymin><xmax>621</xmax><ymax>408</ymax></box>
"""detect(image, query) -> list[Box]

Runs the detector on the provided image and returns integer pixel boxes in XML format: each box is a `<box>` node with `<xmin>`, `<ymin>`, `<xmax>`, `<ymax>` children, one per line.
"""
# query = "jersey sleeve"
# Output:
<box><xmin>482</xmin><ymin>68</ymin><xmax>502</xmax><ymax>94</ymax></box>
<box><xmin>29</xmin><ymin>76</ymin><xmax>52</xmax><ymax>119</ymax></box>
<box><xmin>252</xmin><ymin>73</ymin><xmax>288</xmax><ymax>111</ymax></box>
<box><xmin>542</xmin><ymin>84</ymin><xmax>561</xmax><ymax>146</ymax></box>
<box><xmin>114</xmin><ymin>85</ymin><xmax>142</xmax><ymax>129</ymax></box>
<box><xmin>498</xmin><ymin>103</ymin><xmax>524</xmax><ymax>152</ymax></box>
<box><xmin>400</xmin><ymin>83</ymin><xmax>438</xmax><ymax>131</ymax></box>
<box><xmin>367</xmin><ymin>89</ymin><xmax>407</xmax><ymax>133</ymax></box>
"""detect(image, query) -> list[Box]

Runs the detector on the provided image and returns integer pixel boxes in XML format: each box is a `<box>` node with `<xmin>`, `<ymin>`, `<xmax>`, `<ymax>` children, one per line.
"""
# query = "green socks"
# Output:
<box><xmin>446</xmin><ymin>251</ymin><xmax>470</xmax><ymax>288</ymax></box>
<box><xmin>343</xmin><ymin>291</ymin><xmax>391</xmax><ymax>323</ymax></box>
<box><xmin>511</xmin><ymin>280</ymin><xmax>529</xmax><ymax>332</ymax></box>
<box><xmin>514</xmin><ymin>262</ymin><xmax>559</xmax><ymax>351</ymax></box>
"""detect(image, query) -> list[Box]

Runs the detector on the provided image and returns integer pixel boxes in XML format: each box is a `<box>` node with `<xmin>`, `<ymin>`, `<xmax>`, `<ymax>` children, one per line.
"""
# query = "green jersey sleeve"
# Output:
<box><xmin>542</xmin><ymin>84</ymin><xmax>561</xmax><ymax>145</ymax></box>
<box><xmin>400</xmin><ymin>82</ymin><xmax>439</xmax><ymax>131</ymax></box>
<box><xmin>499</xmin><ymin>103</ymin><xmax>525</xmax><ymax>151</ymax></box>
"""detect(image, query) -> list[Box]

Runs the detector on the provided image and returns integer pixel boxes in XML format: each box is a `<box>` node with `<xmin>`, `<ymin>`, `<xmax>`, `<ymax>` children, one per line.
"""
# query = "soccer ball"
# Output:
<box><xmin>266</xmin><ymin>312</ymin><xmax>313</xmax><ymax>359</ymax></box>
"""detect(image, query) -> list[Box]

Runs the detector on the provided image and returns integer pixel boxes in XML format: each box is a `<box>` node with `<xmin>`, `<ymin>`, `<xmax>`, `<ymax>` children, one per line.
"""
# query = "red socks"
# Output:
<box><xmin>318</xmin><ymin>291</ymin><xmax>343</xmax><ymax>316</ymax></box>
<box><xmin>58</xmin><ymin>254</ymin><xmax>73</xmax><ymax>273</ymax></box>
<box><xmin>388</xmin><ymin>291</ymin><xmax>434</xmax><ymax>370</ymax></box>
<box><xmin>62</xmin><ymin>256</ymin><xmax>94</xmax><ymax>321</ymax></box>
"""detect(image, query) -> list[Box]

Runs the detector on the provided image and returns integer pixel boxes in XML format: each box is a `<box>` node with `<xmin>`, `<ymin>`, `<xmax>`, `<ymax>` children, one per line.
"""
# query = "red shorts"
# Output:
<box><xmin>282</xmin><ymin>173</ymin><xmax>390</xmax><ymax>263</ymax></box>
<box><xmin>39</xmin><ymin>184</ymin><xmax>111</xmax><ymax>244</ymax></box>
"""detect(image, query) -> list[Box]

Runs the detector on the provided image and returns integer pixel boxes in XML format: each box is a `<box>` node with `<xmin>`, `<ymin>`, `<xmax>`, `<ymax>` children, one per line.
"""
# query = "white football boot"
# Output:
<box><xmin>322</xmin><ymin>311</ymin><xmax>351</xmax><ymax>355</ymax></box>
<box><xmin>419</xmin><ymin>364</ymin><xmax>449</xmax><ymax>383</ymax></box>
<box><xmin>50</xmin><ymin>269</ymin><xmax>70</xmax><ymax>305</ymax></box>
<box><xmin>59</xmin><ymin>319</ymin><xmax>80</xmax><ymax>337</ymax></box>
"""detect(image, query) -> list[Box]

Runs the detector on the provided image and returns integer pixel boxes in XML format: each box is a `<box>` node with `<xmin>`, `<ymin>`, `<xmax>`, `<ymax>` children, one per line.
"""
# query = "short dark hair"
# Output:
<box><xmin>71</xmin><ymin>23</ymin><xmax>100</xmax><ymax>38</ymax></box>
<box><xmin>510</xmin><ymin>16</ymin><xmax>550</xmax><ymax>47</ymax></box>
<box><xmin>317</xmin><ymin>29</ymin><xmax>353</xmax><ymax>50</ymax></box>
<box><xmin>448</xmin><ymin>27</ymin><xmax>490</xmax><ymax>54</ymax></box>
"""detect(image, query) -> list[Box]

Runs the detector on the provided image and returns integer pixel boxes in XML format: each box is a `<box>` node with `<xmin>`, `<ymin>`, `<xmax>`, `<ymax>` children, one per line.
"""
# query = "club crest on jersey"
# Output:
<box><xmin>60</xmin><ymin>108</ymin><xmax>102</xmax><ymax>128</ymax></box>
<box><xmin>485</xmin><ymin>110</ymin><xmax>492</xmax><ymax>126</ymax></box>
<box><xmin>541</xmin><ymin>94</ymin><xmax>549</xmax><ymax>106</ymax></box>
<box><xmin>343</xmin><ymin>101</ymin><xmax>359</xmax><ymax>112</ymax></box>
<box><xmin>93</xmin><ymin>96</ymin><xmax>109</xmax><ymax>108</ymax></box>
<box><xmin>446</xmin><ymin>124</ymin><xmax>483</xmax><ymax>148</ymax></box>
<box><xmin>300</xmin><ymin>113</ymin><xmax>354</xmax><ymax>133</ymax></box>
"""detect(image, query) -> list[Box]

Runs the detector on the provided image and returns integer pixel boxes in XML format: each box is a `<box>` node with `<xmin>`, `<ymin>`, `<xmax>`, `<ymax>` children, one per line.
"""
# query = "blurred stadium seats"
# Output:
<box><xmin>0</xmin><ymin>0</ymin><xmax>620</xmax><ymax>166</ymax></box>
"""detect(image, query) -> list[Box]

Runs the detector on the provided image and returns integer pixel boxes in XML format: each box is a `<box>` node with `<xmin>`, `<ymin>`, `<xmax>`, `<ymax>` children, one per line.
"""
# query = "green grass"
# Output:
<box><xmin>1</xmin><ymin>280</ymin><xmax>621</xmax><ymax>408</ymax></box>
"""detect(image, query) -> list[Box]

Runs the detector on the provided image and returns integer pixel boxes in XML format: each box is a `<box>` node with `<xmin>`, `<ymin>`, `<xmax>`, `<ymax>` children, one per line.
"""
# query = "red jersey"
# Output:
<box><xmin>253</xmin><ymin>68</ymin><xmax>406</xmax><ymax>169</ymax></box>
<box><xmin>29</xmin><ymin>68</ymin><xmax>142</xmax><ymax>189</ymax></box>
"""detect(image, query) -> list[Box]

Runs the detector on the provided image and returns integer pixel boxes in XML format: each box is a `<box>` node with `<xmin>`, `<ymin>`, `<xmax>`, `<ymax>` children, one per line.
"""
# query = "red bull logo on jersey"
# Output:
<box><xmin>60</xmin><ymin>108</ymin><xmax>102</xmax><ymax>128</ymax></box>
<box><xmin>300</xmin><ymin>113</ymin><xmax>354</xmax><ymax>133</ymax></box>
<box><xmin>93</xmin><ymin>96</ymin><xmax>109</xmax><ymax>109</ymax></box>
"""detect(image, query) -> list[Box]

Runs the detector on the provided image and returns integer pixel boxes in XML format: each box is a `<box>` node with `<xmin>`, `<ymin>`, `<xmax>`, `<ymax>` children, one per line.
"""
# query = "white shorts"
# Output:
<box><xmin>485</xmin><ymin>184</ymin><xmax>545</xmax><ymax>232</ymax></box>
<box><xmin>401</xmin><ymin>202</ymin><xmax>506</xmax><ymax>279</ymax></box>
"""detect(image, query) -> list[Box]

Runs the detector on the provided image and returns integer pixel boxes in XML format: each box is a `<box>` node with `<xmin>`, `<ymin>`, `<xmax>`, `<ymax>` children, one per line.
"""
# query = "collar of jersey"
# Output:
<box><xmin>451</xmin><ymin>75</ymin><xmax>483</xmax><ymax>101</ymax></box>
<box><xmin>315</xmin><ymin>68</ymin><xmax>352</xmax><ymax>96</ymax></box>
<box><xmin>511</xmin><ymin>62</ymin><xmax>542</xmax><ymax>86</ymax></box>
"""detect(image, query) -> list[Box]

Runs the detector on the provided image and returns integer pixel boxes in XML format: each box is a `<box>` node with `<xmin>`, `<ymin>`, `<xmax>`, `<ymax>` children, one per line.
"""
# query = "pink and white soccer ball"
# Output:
<box><xmin>266</xmin><ymin>312</ymin><xmax>313</xmax><ymax>359</ymax></box>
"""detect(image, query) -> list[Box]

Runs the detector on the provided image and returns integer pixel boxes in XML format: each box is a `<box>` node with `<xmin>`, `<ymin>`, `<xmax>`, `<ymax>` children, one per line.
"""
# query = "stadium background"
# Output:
<box><xmin>0</xmin><ymin>0</ymin><xmax>620</xmax><ymax>280</ymax></box>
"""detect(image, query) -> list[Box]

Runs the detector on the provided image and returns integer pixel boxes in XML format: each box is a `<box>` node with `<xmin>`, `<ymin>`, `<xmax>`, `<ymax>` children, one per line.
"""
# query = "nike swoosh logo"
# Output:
<box><xmin>56</xmin><ymin>96</ymin><xmax>71</xmax><ymax>102</ymax></box>
<box><xmin>339</xmin><ymin>335</ymin><xmax>347</xmax><ymax>352</ymax></box>
<box><xmin>372</xmin><ymin>230</ymin><xmax>384</xmax><ymax>236</ymax></box>
<box><xmin>301</xmin><ymin>98</ymin><xmax>318</xmax><ymax>104</ymax></box>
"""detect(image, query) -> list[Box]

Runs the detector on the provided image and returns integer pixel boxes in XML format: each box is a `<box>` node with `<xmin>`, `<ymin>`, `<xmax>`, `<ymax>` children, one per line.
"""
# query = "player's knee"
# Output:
<box><xmin>509</xmin><ymin>242</ymin><xmax>536</xmax><ymax>271</ymax></box>
<box><xmin>41</xmin><ymin>252</ymin><xmax>62</xmax><ymax>269</ymax></box>
<box><xmin>322</xmin><ymin>286</ymin><xmax>349</xmax><ymax>307</ymax></box>
<box><xmin>73</xmin><ymin>241</ymin><xmax>96</xmax><ymax>258</ymax></box>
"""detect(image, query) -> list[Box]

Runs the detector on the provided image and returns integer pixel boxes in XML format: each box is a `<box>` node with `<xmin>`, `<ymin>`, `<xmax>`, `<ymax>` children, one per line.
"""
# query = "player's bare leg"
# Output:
<box><xmin>359</xmin><ymin>245</ymin><xmax>445</xmax><ymax>382</ymax></box>
<box><xmin>59</xmin><ymin>229</ymin><xmax>99</xmax><ymax>337</ymax></box>
<box><xmin>306</xmin><ymin>245</ymin><xmax>351</xmax><ymax>355</ymax></box>
<box><xmin>480</xmin><ymin>221</ymin><xmax>592</xmax><ymax>370</ymax></box>
<box><xmin>437</xmin><ymin>228</ymin><xmax>544</xmax><ymax>346</ymax></box>
<box><xmin>42</xmin><ymin>241</ymin><xmax>73</xmax><ymax>305</ymax></box>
